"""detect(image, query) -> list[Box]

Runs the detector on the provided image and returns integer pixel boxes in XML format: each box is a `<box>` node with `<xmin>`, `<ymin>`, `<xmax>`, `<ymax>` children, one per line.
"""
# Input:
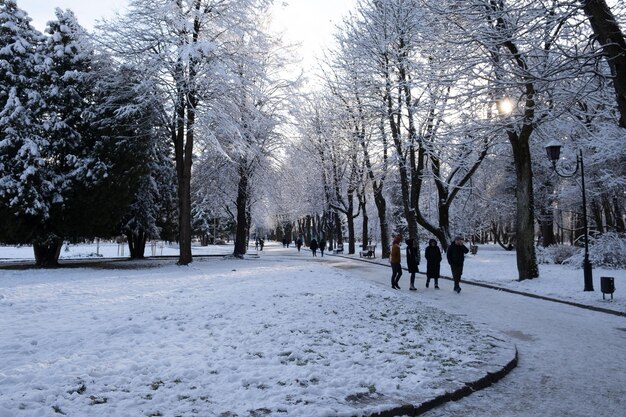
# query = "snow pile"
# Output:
<box><xmin>0</xmin><ymin>255</ymin><xmax>512</xmax><ymax>417</ymax></box>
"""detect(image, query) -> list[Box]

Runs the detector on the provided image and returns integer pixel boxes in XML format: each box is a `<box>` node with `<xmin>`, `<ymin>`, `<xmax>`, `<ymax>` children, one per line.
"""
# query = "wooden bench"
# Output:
<box><xmin>333</xmin><ymin>244</ymin><xmax>344</xmax><ymax>254</ymax></box>
<box><xmin>359</xmin><ymin>245</ymin><xmax>376</xmax><ymax>258</ymax></box>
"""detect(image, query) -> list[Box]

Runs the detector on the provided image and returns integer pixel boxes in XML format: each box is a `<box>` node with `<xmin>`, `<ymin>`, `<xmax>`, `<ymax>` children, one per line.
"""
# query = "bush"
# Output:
<box><xmin>536</xmin><ymin>244</ymin><xmax>580</xmax><ymax>264</ymax></box>
<box><xmin>563</xmin><ymin>232</ymin><xmax>626</xmax><ymax>269</ymax></box>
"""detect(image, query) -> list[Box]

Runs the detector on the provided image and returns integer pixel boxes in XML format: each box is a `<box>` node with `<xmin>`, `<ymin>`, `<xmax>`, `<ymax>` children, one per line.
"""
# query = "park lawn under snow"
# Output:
<box><xmin>0</xmin><ymin>253</ymin><xmax>512</xmax><ymax>417</ymax></box>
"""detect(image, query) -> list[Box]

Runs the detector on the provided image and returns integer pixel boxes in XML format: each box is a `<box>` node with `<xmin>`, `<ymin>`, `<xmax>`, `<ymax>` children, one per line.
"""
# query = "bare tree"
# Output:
<box><xmin>579</xmin><ymin>0</ymin><xmax>626</xmax><ymax>128</ymax></box>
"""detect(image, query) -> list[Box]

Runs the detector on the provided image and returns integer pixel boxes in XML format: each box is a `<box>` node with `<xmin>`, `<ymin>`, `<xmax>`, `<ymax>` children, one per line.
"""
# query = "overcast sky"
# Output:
<box><xmin>18</xmin><ymin>0</ymin><xmax>355</xmax><ymax>73</ymax></box>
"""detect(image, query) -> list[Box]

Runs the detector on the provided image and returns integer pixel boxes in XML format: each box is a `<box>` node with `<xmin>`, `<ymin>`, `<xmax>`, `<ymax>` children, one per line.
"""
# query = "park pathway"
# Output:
<box><xmin>276</xmin><ymin>246</ymin><xmax>626</xmax><ymax>417</ymax></box>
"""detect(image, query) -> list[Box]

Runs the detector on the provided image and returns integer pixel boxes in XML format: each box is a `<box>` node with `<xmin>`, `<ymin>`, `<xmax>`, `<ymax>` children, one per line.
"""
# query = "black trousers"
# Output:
<box><xmin>450</xmin><ymin>265</ymin><xmax>463</xmax><ymax>289</ymax></box>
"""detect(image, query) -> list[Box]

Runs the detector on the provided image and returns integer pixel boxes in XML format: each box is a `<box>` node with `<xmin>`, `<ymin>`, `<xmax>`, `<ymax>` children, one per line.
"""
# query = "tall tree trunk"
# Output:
<box><xmin>614</xmin><ymin>195</ymin><xmax>626</xmax><ymax>232</ymax></box>
<box><xmin>127</xmin><ymin>231</ymin><xmax>147</xmax><ymax>259</ymax></box>
<box><xmin>601</xmin><ymin>194</ymin><xmax>614</xmax><ymax>230</ymax></box>
<box><xmin>580</xmin><ymin>0</ymin><xmax>626</xmax><ymax>128</ymax></box>
<box><xmin>510</xmin><ymin>132</ymin><xmax>539</xmax><ymax>280</ymax></box>
<box><xmin>176</xmin><ymin>94</ymin><xmax>194</xmax><ymax>265</ymax></box>
<box><xmin>334</xmin><ymin>211</ymin><xmax>342</xmax><ymax>247</ymax></box>
<box><xmin>399</xmin><ymin>45</ymin><xmax>421</xmax><ymax>254</ymax></box>
<box><xmin>33</xmin><ymin>239</ymin><xmax>62</xmax><ymax>268</ymax></box>
<box><xmin>591</xmin><ymin>199</ymin><xmax>605</xmax><ymax>234</ymax></box>
<box><xmin>373</xmin><ymin>184</ymin><xmax>390</xmax><ymax>258</ymax></box>
<box><xmin>360</xmin><ymin>192</ymin><xmax>369</xmax><ymax>249</ymax></box>
<box><xmin>346</xmin><ymin>193</ymin><xmax>356</xmax><ymax>254</ymax></box>
<box><xmin>538</xmin><ymin>207</ymin><xmax>557</xmax><ymax>247</ymax></box>
<box><xmin>234</xmin><ymin>164</ymin><xmax>249</xmax><ymax>257</ymax></box>
<box><xmin>386</xmin><ymin>83</ymin><xmax>417</xmax><ymax>242</ymax></box>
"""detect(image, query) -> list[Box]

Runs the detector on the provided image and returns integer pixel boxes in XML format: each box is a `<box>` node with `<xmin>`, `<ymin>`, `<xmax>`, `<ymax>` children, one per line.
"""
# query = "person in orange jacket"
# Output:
<box><xmin>390</xmin><ymin>235</ymin><xmax>402</xmax><ymax>289</ymax></box>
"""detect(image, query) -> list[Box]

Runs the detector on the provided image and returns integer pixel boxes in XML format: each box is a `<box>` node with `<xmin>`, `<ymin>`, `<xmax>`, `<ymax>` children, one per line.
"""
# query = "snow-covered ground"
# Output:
<box><xmin>0</xmin><ymin>242</ymin><xmax>513</xmax><ymax>417</ymax></box>
<box><xmin>1</xmin><ymin>240</ymin><xmax>624</xmax><ymax>416</ymax></box>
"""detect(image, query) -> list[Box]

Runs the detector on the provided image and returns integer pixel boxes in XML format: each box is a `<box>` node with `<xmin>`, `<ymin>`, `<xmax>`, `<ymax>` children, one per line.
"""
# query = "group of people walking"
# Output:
<box><xmin>390</xmin><ymin>235</ymin><xmax>469</xmax><ymax>293</ymax></box>
<box><xmin>308</xmin><ymin>238</ymin><xmax>327</xmax><ymax>257</ymax></box>
<box><xmin>290</xmin><ymin>237</ymin><xmax>327</xmax><ymax>257</ymax></box>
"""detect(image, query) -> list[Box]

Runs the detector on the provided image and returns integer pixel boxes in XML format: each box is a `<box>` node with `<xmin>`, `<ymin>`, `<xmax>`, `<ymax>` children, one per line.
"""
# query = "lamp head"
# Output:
<box><xmin>545</xmin><ymin>140</ymin><xmax>562</xmax><ymax>164</ymax></box>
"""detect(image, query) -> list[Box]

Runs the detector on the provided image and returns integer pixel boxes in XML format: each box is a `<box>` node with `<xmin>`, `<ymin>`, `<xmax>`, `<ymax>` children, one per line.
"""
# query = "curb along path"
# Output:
<box><xmin>367</xmin><ymin>348</ymin><xmax>518</xmax><ymax>417</ymax></box>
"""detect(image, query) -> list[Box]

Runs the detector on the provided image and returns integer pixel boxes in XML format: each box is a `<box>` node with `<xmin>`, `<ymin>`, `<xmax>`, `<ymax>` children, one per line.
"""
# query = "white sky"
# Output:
<box><xmin>18</xmin><ymin>0</ymin><xmax>356</xmax><ymax>73</ymax></box>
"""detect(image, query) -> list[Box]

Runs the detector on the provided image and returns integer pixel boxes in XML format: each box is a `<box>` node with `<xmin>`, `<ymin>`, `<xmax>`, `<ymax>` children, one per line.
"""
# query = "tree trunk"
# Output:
<box><xmin>580</xmin><ymin>0</ymin><xmax>626</xmax><ymax>128</ymax></box>
<box><xmin>345</xmin><ymin>193</ymin><xmax>356</xmax><ymax>254</ymax></box>
<box><xmin>173</xmin><ymin>79</ymin><xmax>193</xmax><ymax>265</ymax></box>
<box><xmin>176</xmin><ymin>99</ymin><xmax>194</xmax><ymax>265</ymax></box>
<box><xmin>127</xmin><ymin>231</ymin><xmax>147</xmax><ymax>259</ymax></box>
<box><xmin>511</xmin><ymin>134</ymin><xmax>539</xmax><ymax>280</ymax></box>
<box><xmin>360</xmin><ymin>195</ymin><xmax>369</xmax><ymax>250</ymax></box>
<box><xmin>334</xmin><ymin>211</ymin><xmax>342</xmax><ymax>247</ymax></box>
<box><xmin>373</xmin><ymin>184</ymin><xmax>390</xmax><ymax>258</ymax></box>
<box><xmin>539</xmin><ymin>207</ymin><xmax>557</xmax><ymax>247</ymax></box>
<box><xmin>33</xmin><ymin>239</ymin><xmax>63</xmax><ymax>268</ymax></box>
<box><xmin>591</xmin><ymin>199</ymin><xmax>605</xmax><ymax>234</ymax></box>
<box><xmin>614</xmin><ymin>195</ymin><xmax>626</xmax><ymax>232</ymax></box>
<box><xmin>233</xmin><ymin>165</ymin><xmax>249</xmax><ymax>257</ymax></box>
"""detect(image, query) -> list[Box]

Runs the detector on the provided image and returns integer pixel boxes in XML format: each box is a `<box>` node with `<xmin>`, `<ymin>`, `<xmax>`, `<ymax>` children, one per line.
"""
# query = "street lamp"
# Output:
<box><xmin>544</xmin><ymin>140</ymin><xmax>594</xmax><ymax>291</ymax></box>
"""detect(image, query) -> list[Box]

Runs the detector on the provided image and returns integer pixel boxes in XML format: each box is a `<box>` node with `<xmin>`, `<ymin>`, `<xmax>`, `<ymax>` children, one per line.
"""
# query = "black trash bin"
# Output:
<box><xmin>600</xmin><ymin>277</ymin><xmax>615</xmax><ymax>300</ymax></box>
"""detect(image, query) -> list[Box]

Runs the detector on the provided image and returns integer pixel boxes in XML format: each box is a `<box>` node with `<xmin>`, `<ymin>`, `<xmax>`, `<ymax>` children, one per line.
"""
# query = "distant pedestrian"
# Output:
<box><xmin>425</xmin><ymin>238</ymin><xmax>442</xmax><ymax>289</ymax></box>
<box><xmin>310</xmin><ymin>238</ymin><xmax>318</xmax><ymax>257</ymax></box>
<box><xmin>259</xmin><ymin>238</ymin><xmax>265</xmax><ymax>251</ymax></box>
<box><xmin>405</xmin><ymin>238</ymin><xmax>419</xmax><ymax>291</ymax></box>
<box><xmin>447</xmin><ymin>235</ymin><xmax>469</xmax><ymax>293</ymax></box>
<box><xmin>296</xmin><ymin>238</ymin><xmax>303</xmax><ymax>252</ymax></box>
<box><xmin>255</xmin><ymin>239</ymin><xmax>259</xmax><ymax>251</ymax></box>
<box><xmin>319</xmin><ymin>239</ymin><xmax>326</xmax><ymax>257</ymax></box>
<box><xmin>390</xmin><ymin>235</ymin><xmax>402</xmax><ymax>289</ymax></box>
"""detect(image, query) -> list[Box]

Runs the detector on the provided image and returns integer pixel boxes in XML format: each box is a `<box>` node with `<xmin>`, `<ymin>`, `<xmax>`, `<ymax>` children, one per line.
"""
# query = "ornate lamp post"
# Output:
<box><xmin>545</xmin><ymin>141</ymin><xmax>593</xmax><ymax>291</ymax></box>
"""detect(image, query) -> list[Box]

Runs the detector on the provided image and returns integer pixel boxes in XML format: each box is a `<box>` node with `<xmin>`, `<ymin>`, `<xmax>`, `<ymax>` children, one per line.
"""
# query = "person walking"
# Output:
<box><xmin>447</xmin><ymin>235</ymin><xmax>469</xmax><ymax>293</ymax></box>
<box><xmin>296</xmin><ymin>238</ymin><xmax>302</xmax><ymax>252</ymax></box>
<box><xmin>319</xmin><ymin>238</ymin><xmax>326</xmax><ymax>257</ymax></box>
<box><xmin>405</xmin><ymin>238</ymin><xmax>419</xmax><ymax>291</ymax></box>
<box><xmin>390</xmin><ymin>235</ymin><xmax>402</xmax><ymax>289</ymax></box>
<box><xmin>310</xmin><ymin>238</ymin><xmax>319</xmax><ymax>257</ymax></box>
<box><xmin>425</xmin><ymin>238</ymin><xmax>442</xmax><ymax>289</ymax></box>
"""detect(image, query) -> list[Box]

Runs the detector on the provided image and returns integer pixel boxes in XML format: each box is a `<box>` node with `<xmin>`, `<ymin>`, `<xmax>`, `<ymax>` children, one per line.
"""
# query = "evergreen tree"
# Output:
<box><xmin>0</xmin><ymin>1</ymin><xmax>51</xmax><ymax>260</ymax></box>
<box><xmin>115</xmin><ymin>70</ymin><xmax>178</xmax><ymax>259</ymax></box>
<box><xmin>0</xmin><ymin>6</ymin><xmax>154</xmax><ymax>266</ymax></box>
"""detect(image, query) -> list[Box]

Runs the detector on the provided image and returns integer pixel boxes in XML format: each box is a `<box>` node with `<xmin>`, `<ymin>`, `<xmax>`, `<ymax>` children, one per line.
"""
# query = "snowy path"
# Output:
<box><xmin>289</xmin><ymin>250</ymin><xmax>626</xmax><ymax>417</ymax></box>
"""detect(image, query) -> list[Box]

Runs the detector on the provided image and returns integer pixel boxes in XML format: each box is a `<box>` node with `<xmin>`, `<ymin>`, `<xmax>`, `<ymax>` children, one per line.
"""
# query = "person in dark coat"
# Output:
<box><xmin>319</xmin><ymin>239</ymin><xmax>326</xmax><ymax>257</ymax></box>
<box><xmin>425</xmin><ymin>238</ymin><xmax>442</xmax><ymax>289</ymax></box>
<box><xmin>447</xmin><ymin>235</ymin><xmax>469</xmax><ymax>293</ymax></box>
<box><xmin>296</xmin><ymin>238</ymin><xmax>303</xmax><ymax>252</ymax></box>
<box><xmin>405</xmin><ymin>238</ymin><xmax>419</xmax><ymax>291</ymax></box>
<box><xmin>310</xmin><ymin>238</ymin><xmax>319</xmax><ymax>257</ymax></box>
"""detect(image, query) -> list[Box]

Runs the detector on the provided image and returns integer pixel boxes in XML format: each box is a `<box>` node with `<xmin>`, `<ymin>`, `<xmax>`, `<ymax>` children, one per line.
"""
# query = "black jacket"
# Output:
<box><xmin>425</xmin><ymin>244</ymin><xmax>442</xmax><ymax>278</ymax></box>
<box><xmin>447</xmin><ymin>242</ymin><xmax>469</xmax><ymax>267</ymax></box>
<box><xmin>405</xmin><ymin>239</ymin><xmax>419</xmax><ymax>273</ymax></box>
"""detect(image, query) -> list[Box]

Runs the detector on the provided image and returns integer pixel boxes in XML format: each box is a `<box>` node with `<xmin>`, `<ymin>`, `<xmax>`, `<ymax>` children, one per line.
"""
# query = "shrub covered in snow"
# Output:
<box><xmin>536</xmin><ymin>244</ymin><xmax>580</xmax><ymax>265</ymax></box>
<box><xmin>563</xmin><ymin>233</ymin><xmax>626</xmax><ymax>269</ymax></box>
<box><xmin>537</xmin><ymin>234</ymin><xmax>626</xmax><ymax>268</ymax></box>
